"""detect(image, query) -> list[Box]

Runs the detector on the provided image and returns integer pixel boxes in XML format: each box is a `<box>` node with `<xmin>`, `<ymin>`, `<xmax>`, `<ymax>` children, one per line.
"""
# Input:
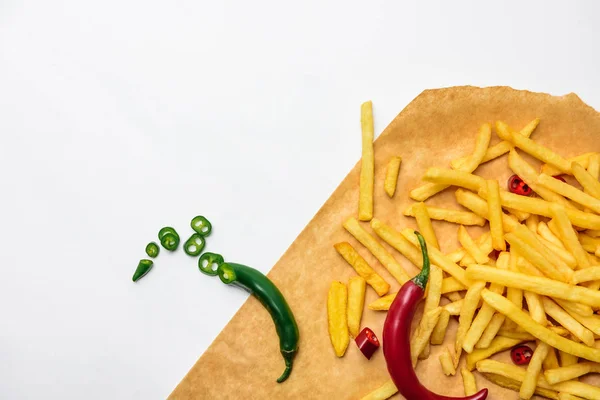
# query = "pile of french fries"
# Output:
<box><xmin>330</xmin><ymin>101</ymin><xmax>600</xmax><ymax>400</ymax></box>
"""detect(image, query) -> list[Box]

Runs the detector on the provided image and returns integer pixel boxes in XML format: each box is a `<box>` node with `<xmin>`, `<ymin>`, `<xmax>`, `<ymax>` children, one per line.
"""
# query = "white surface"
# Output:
<box><xmin>1</xmin><ymin>1</ymin><xmax>599</xmax><ymax>398</ymax></box>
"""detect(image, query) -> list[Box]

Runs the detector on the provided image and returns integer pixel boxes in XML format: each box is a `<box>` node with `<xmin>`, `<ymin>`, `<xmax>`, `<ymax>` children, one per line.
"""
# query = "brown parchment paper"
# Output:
<box><xmin>170</xmin><ymin>86</ymin><xmax>600</xmax><ymax>399</ymax></box>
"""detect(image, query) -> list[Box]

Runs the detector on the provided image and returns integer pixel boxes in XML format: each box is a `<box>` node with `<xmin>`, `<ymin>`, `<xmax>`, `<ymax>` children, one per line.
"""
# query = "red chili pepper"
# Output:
<box><xmin>511</xmin><ymin>345</ymin><xmax>533</xmax><ymax>365</ymax></box>
<box><xmin>382</xmin><ymin>232</ymin><xmax>488</xmax><ymax>400</ymax></box>
<box><xmin>508</xmin><ymin>175</ymin><xmax>532</xmax><ymax>196</ymax></box>
<box><xmin>355</xmin><ymin>327</ymin><xmax>380</xmax><ymax>359</ymax></box>
<box><xmin>553</xmin><ymin>175</ymin><xmax>567</xmax><ymax>183</ymax></box>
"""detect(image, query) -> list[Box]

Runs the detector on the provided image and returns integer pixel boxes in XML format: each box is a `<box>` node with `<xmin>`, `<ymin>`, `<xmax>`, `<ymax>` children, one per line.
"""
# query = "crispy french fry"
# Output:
<box><xmin>368</xmin><ymin>293</ymin><xmax>395</xmax><ymax>311</ymax></box>
<box><xmin>334</xmin><ymin>242</ymin><xmax>390</xmax><ymax>296</ymax></box>
<box><xmin>460</xmin><ymin>368</ymin><xmax>478</xmax><ymax>396</ymax></box>
<box><xmin>542</xmin><ymin>152</ymin><xmax>596</xmax><ymax>177</ymax></box>
<box><xmin>360</xmin><ymin>379</ymin><xmax>397</xmax><ymax>400</ymax></box>
<box><xmin>455</xmin><ymin>189</ymin><xmax>521</xmax><ymax>232</ymax></box>
<box><xmin>558</xmin><ymin>392</ymin><xmax>585</xmax><ymax>400</ymax></box>
<box><xmin>579</xmin><ymin>233</ymin><xmax>600</xmax><ymax>253</ymax></box>
<box><xmin>505</xmin><ymin>232</ymin><xmax>566</xmax><ymax>281</ymax></box>
<box><xmin>524</xmin><ymin>292</ymin><xmax>547</xmax><ymax>326</ymax></box>
<box><xmin>553</xmin><ymin>299</ymin><xmax>594</xmax><ymax>317</ymax></box>
<box><xmin>422</xmin><ymin>167</ymin><xmax>485</xmax><ymax>191</ymax></box>
<box><xmin>586</xmin><ymin>229</ymin><xmax>600</xmax><ymax>238</ymax></box>
<box><xmin>327</xmin><ymin>281</ymin><xmax>349</xmax><ymax>357</ymax></box>
<box><xmin>554</xmin><ymin>298</ymin><xmax>600</xmax><ymax>336</ymax></box>
<box><xmin>344</xmin><ymin>218</ymin><xmax>411</xmax><ymax>284</ymax></box>
<box><xmin>404</xmin><ymin>204</ymin><xmax>486</xmax><ymax>226</ymax></box>
<box><xmin>446</xmin><ymin>247</ymin><xmax>467</xmax><ymax>263</ymax></box>
<box><xmin>458</xmin><ymin>226</ymin><xmax>489</xmax><ymax>264</ymax></box>
<box><xmin>478</xmin><ymin>362</ymin><xmax>559</xmax><ymax>399</ymax></box>
<box><xmin>572</xmin><ymin>161</ymin><xmax>600</xmax><ymax>200</ymax></box>
<box><xmin>539</xmin><ymin>236</ymin><xmax>578</xmax><ymax>269</ymax></box>
<box><xmin>480</xmin><ymin>289</ymin><xmax>600</xmax><ymax>362</ymax></box>
<box><xmin>467</xmin><ymin>336</ymin><xmax>522</xmax><ymax>371</ymax></box>
<box><xmin>446</xmin><ymin>291</ymin><xmax>464</xmax><ymax>302</ymax></box>
<box><xmin>358</xmin><ymin>101</ymin><xmax>374</xmax><ymax>221</ymax></box>
<box><xmin>542</xmin><ymin>297</ymin><xmax>595</xmax><ymax>346</ymax></box>
<box><xmin>466</xmin><ymin>265</ymin><xmax>600</xmax><ymax>307</ymax></box>
<box><xmin>544</xmin><ymin>348</ymin><xmax>561</xmax><ymax>370</ymax></box>
<box><xmin>412</xmin><ymin>202</ymin><xmax>440</xmax><ymax>250</ymax></box>
<box><xmin>497</xmin><ymin>330</ymin><xmax>536</xmax><ymax>341</ymax></box>
<box><xmin>442</xmin><ymin>277</ymin><xmax>467</xmax><ymax>293</ymax></box>
<box><xmin>410</xmin><ymin>123</ymin><xmax>491</xmax><ymax>201</ymax></box>
<box><xmin>550</xmin><ymin>204</ymin><xmax>591</xmax><ymax>270</ymax></box>
<box><xmin>347</xmin><ymin>276</ymin><xmax>366</xmax><ymax>337</ymax></box>
<box><xmin>539</xmin><ymin>221</ymin><xmax>567</xmax><ymax>248</ymax></box>
<box><xmin>369</xmin><ymin>218</ymin><xmax>423</xmax><ymax>268</ymax></box>
<box><xmin>539</xmin><ymin>174</ymin><xmax>600</xmax><ymax>214</ymax></box>
<box><xmin>444</xmin><ymin>299</ymin><xmax>464</xmax><ymax>316</ymax></box>
<box><xmin>558</xmin><ymin>350</ymin><xmax>579</xmax><ymax>367</ymax></box>
<box><xmin>587</xmin><ymin>153</ymin><xmax>600</xmax><ymax>179</ymax></box>
<box><xmin>431</xmin><ymin>309</ymin><xmax>451</xmax><ymax>345</ymax></box>
<box><xmin>411</xmin><ymin>307</ymin><xmax>442</xmax><ymax>367</ymax></box>
<box><xmin>504</xmin><ymin>129</ymin><xmax>572</xmax><ymax>173</ymax></box>
<box><xmin>520</xmin><ymin>341</ymin><xmax>550</xmax><ymax>399</ymax></box>
<box><xmin>544</xmin><ymin>361</ymin><xmax>600</xmax><ymax>385</ymax></box>
<box><xmin>455</xmin><ymin>281</ymin><xmax>487</xmax><ymax>366</ymax></box>
<box><xmin>486</xmin><ymin>180</ymin><xmax>505</xmax><ymax>251</ymax></box>
<box><xmin>504</xmin><ymin>249</ymin><xmax>524</xmax><ymax>331</ymax></box>
<box><xmin>506</xmin><ymin>207</ymin><xmax>530</xmax><ymax>222</ymax></box>
<box><xmin>476</xmin><ymin>313</ymin><xmax>507</xmax><ymax>349</ymax></box>
<box><xmin>384</xmin><ymin>156</ymin><xmax>402</xmax><ymax>198</ymax></box>
<box><xmin>421</xmin><ymin>263</ymin><xmax>442</xmax><ymax>356</ymax></box>
<box><xmin>459</xmin><ymin>232</ymin><xmax>492</xmax><ymax>267</ymax></box>
<box><xmin>439</xmin><ymin>347</ymin><xmax>456</xmax><ymax>376</ymax></box>
<box><xmin>572</xmin><ymin>267</ymin><xmax>600</xmax><ymax>285</ymax></box>
<box><xmin>526</xmin><ymin>214</ymin><xmax>539</xmax><ymax>233</ymax></box>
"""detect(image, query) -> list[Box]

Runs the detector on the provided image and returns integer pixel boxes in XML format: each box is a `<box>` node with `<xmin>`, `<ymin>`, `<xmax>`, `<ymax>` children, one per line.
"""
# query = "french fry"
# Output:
<box><xmin>327</xmin><ymin>281</ymin><xmax>349</xmax><ymax>357</ymax></box>
<box><xmin>504</xmin><ymin>249</ymin><xmax>524</xmax><ymax>331</ymax></box>
<box><xmin>539</xmin><ymin>174</ymin><xmax>600</xmax><ymax>214</ymax></box>
<box><xmin>439</xmin><ymin>347</ymin><xmax>456</xmax><ymax>376</ymax></box>
<box><xmin>539</xmin><ymin>221</ymin><xmax>566</xmax><ymax>248</ymax></box>
<box><xmin>358</xmin><ymin>101</ymin><xmax>374</xmax><ymax>221</ymax></box>
<box><xmin>480</xmin><ymin>289</ymin><xmax>600</xmax><ymax>362</ymax></box>
<box><xmin>334</xmin><ymin>242</ymin><xmax>390</xmax><ymax>296</ymax></box>
<box><xmin>411</xmin><ymin>307</ymin><xmax>442</xmax><ymax>367</ymax></box>
<box><xmin>524</xmin><ymin>292</ymin><xmax>547</xmax><ymax>326</ymax></box>
<box><xmin>466</xmin><ymin>265</ymin><xmax>600</xmax><ymax>307</ymax></box>
<box><xmin>486</xmin><ymin>180</ymin><xmax>505</xmax><ymax>251</ymax></box>
<box><xmin>412</xmin><ymin>202</ymin><xmax>440</xmax><ymax>250</ymax></box>
<box><xmin>458</xmin><ymin>226</ymin><xmax>489</xmax><ymax>264</ymax></box>
<box><xmin>422</xmin><ymin>167</ymin><xmax>485</xmax><ymax>192</ymax></box>
<box><xmin>572</xmin><ymin>267</ymin><xmax>600</xmax><ymax>285</ymax></box>
<box><xmin>544</xmin><ymin>348</ymin><xmax>561</xmax><ymax>370</ymax></box>
<box><xmin>460</xmin><ymin>368</ymin><xmax>478</xmax><ymax>396</ymax></box>
<box><xmin>504</xmin><ymin>232</ymin><xmax>566</xmax><ymax>282</ymax></box>
<box><xmin>572</xmin><ymin>161</ymin><xmax>600</xmax><ymax>200</ymax></box>
<box><xmin>539</xmin><ymin>236</ymin><xmax>578</xmax><ymax>269</ymax></box>
<box><xmin>459</xmin><ymin>232</ymin><xmax>492</xmax><ymax>267</ymax></box>
<box><xmin>410</xmin><ymin>123</ymin><xmax>491</xmax><ymax>201</ymax></box>
<box><xmin>587</xmin><ymin>153</ymin><xmax>600</xmax><ymax>179</ymax></box>
<box><xmin>420</xmin><ymin>263</ymin><xmax>442</xmax><ymax>356</ymax></box>
<box><xmin>542</xmin><ymin>297</ymin><xmax>595</xmax><ymax>346</ymax></box>
<box><xmin>384</xmin><ymin>156</ymin><xmax>402</xmax><ymax>198</ymax></box>
<box><xmin>431</xmin><ymin>309</ymin><xmax>451</xmax><ymax>345</ymax></box>
<box><xmin>467</xmin><ymin>336</ymin><xmax>522</xmax><ymax>371</ymax></box>
<box><xmin>347</xmin><ymin>276</ymin><xmax>366</xmax><ymax>337</ymax></box>
<box><xmin>558</xmin><ymin>350</ymin><xmax>579</xmax><ymax>368</ymax></box>
<box><xmin>476</xmin><ymin>313</ymin><xmax>507</xmax><ymax>349</ymax></box>
<box><xmin>541</xmin><ymin>152</ymin><xmax>596</xmax><ymax>177</ymax></box>
<box><xmin>526</xmin><ymin>214</ymin><xmax>539</xmax><ymax>233</ymax></box>
<box><xmin>550</xmin><ymin>204</ymin><xmax>591</xmax><ymax>270</ymax></box>
<box><xmin>455</xmin><ymin>281</ymin><xmax>487</xmax><ymax>366</ymax></box>
<box><xmin>503</xmin><ymin>128</ymin><xmax>572</xmax><ymax>173</ymax></box>
<box><xmin>455</xmin><ymin>189</ymin><xmax>520</xmax><ymax>233</ymax></box>
<box><xmin>446</xmin><ymin>247</ymin><xmax>466</xmax><ymax>263</ymax></box>
<box><xmin>344</xmin><ymin>218</ymin><xmax>411</xmax><ymax>284</ymax></box>
<box><xmin>520</xmin><ymin>341</ymin><xmax>550</xmax><ymax>399</ymax></box>
<box><xmin>579</xmin><ymin>233</ymin><xmax>600</xmax><ymax>253</ymax></box>
<box><xmin>554</xmin><ymin>298</ymin><xmax>600</xmax><ymax>336</ymax></box>
<box><xmin>544</xmin><ymin>361</ymin><xmax>600</xmax><ymax>385</ymax></box>
<box><xmin>446</xmin><ymin>292</ymin><xmax>464</xmax><ymax>303</ymax></box>
<box><xmin>506</xmin><ymin>207</ymin><xmax>530</xmax><ymax>222</ymax></box>
<box><xmin>496</xmin><ymin>330</ymin><xmax>536</xmax><ymax>342</ymax></box>
<box><xmin>360</xmin><ymin>379</ymin><xmax>397</xmax><ymax>400</ymax></box>
<box><xmin>368</xmin><ymin>293</ymin><xmax>394</xmax><ymax>311</ymax></box>
<box><xmin>586</xmin><ymin>229</ymin><xmax>600</xmax><ymax>238</ymax></box>
<box><xmin>442</xmin><ymin>277</ymin><xmax>467</xmax><ymax>293</ymax></box>
<box><xmin>404</xmin><ymin>204</ymin><xmax>486</xmax><ymax>226</ymax></box>
<box><xmin>370</xmin><ymin>218</ymin><xmax>426</xmax><ymax>269</ymax></box>
<box><xmin>558</xmin><ymin>393</ymin><xmax>585</xmax><ymax>400</ymax></box>
<box><xmin>553</xmin><ymin>299</ymin><xmax>594</xmax><ymax>317</ymax></box>
<box><xmin>444</xmin><ymin>299</ymin><xmax>464</xmax><ymax>316</ymax></box>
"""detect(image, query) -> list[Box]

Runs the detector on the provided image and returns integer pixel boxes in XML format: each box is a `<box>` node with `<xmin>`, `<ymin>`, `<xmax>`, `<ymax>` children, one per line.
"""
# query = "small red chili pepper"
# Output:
<box><xmin>511</xmin><ymin>345</ymin><xmax>533</xmax><ymax>365</ymax></box>
<box><xmin>355</xmin><ymin>327</ymin><xmax>380</xmax><ymax>359</ymax></box>
<box><xmin>383</xmin><ymin>232</ymin><xmax>488</xmax><ymax>400</ymax></box>
<box><xmin>508</xmin><ymin>175</ymin><xmax>532</xmax><ymax>196</ymax></box>
<box><xmin>553</xmin><ymin>175</ymin><xmax>567</xmax><ymax>183</ymax></box>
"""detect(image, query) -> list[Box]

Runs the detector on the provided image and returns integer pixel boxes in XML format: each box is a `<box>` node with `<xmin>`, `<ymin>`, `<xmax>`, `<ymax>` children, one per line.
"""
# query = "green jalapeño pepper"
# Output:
<box><xmin>132</xmin><ymin>259</ymin><xmax>154</xmax><ymax>282</ymax></box>
<box><xmin>198</xmin><ymin>252</ymin><xmax>224</xmax><ymax>276</ymax></box>
<box><xmin>183</xmin><ymin>234</ymin><xmax>205</xmax><ymax>256</ymax></box>
<box><xmin>191</xmin><ymin>216</ymin><xmax>212</xmax><ymax>236</ymax></box>
<box><xmin>145</xmin><ymin>242</ymin><xmax>160</xmax><ymax>258</ymax></box>
<box><xmin>217</xmin><ymin>262</ymin><xmax>299</xmax><ymax>383</ymax></box>
<box><xmin>159</xmin><ymin>227</ymin><xmax>180</xmax><ymax>251</ymax></box>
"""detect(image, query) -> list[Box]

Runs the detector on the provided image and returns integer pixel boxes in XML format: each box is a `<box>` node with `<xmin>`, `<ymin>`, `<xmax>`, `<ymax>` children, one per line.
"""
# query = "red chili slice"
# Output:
<box><xmin>355</xmin><ymin>327</ymin><xmax>380</xmax><ymax>359</ymax></box>
<box><xmin>553</xmin><ymin>175</ymin><xmax>567</xmax><ymax>183</ymax></box>
<box><xmin>508</xmin><ymin>175</ymin><xmax>532</xmax><ymax>196</ymax></box>
<box><xmin>511</xmin><ymin>345</ymin><xmax>533</xmax><ymax>365</ymax></box>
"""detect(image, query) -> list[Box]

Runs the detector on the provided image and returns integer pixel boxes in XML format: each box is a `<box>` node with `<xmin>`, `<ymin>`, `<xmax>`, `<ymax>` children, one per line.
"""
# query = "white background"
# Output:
<box><xmin>1</xmin><ymin>1</ymin><xmax>599</xmax><ymax>399</ymax></box>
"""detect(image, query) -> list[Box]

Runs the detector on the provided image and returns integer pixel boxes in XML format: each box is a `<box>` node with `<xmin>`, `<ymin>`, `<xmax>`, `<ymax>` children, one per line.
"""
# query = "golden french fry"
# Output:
<box><xmin>486</xmin><ymin>180</ymin><xmax>505</xmax><ymax>251</ymax></box>
<box><xmin>461</xmin><ymin>368</ymin><xmax>478</xmax><ymax>396</ymax></box>
<box><xmin>539</xmin><ymin>237</ymin><xmax>578</xmax><ymax>269</ymax></box>
<box><xmin>506</xmin><ymin>207</ymin><xmax>530</xmax><ymax>222</ymax></box>
<box><xmin>505</xmin><ymin>128</ymin><xmax>572</xmax><ymax>173</ymax></box>
<box><xmin>459</xmin><ymin>232</ymin><xmax>492</xmax><ymax>267</ymax></box>
<box><xmin>526</xmin><ymin>214</ymin><xmax>539</xmax><ymax>233</ymax></box>
<box><xmin>439</xmin><ymin>347</ymin><xmax>456</xmax><ymax>376</ymax></box>
<box><xmin>497</xmin><ymin>330</ymin><xmax>536</xmax><ymax>342</ymax></box>
<box><xmin>550</xmin><ymin>204</ymin><xmax>591</xmax><ymax>270</ymax></box>
<box><xmin>542</xmin><ymin>297</ymin><xmax>595</xmax><ymax>346</ymax></box>
<box><xmin>358</xmin><ymin>101</ymin><xmax>374</xmax><ymax>221</ymax></box>
<box><xmin>442</xmin><ymin>277</ymin><xmax>467</xmax><ymax>293</ymax></box>
<box><xmin>558</xmin><ymin>392</ymin><xmax>586</xmax><ymax>400</ymax></box>
<box><xmin>520</xmin><ymin>341</ymin><xmax>550</xmax><ymax>400</ymax></box>
<box><xmin>444</xmin><ymin>299</ymin><xmax>464</xmax><ymax>316</ymax></box>
<box><xmin>467</xmin><ymin>336</ymin><xmax>522</xmax><ymax>371</ymax></box>
<box><xmin>478</xmin><ymin>363</ymin><xmax>558</xmax><ymax>399</ymax></box>
<box><xmin>544</xmin><ymin>348</ymin><xmax>561</xmax><ymax>370</ymax></box>
<box><xmin>579</xmin><ymin>233</ymin><xmax>600</xmax><ymax>253</ymax></box>
<box><xmin>347</xmin><ymin>276</ymin><xmax>366</xmax><ymax>337</ymax></box>
<box><xmin>553</xmin><ymin>298</ymin><xmax>594</xmax><ymax>317</ymax></box>
<box><xmin>558</xmin><ymin>350</ymin><xmax>578</xmax><ymax>367</ymax></box>
<box><xmin>384</xmin><ymin>156</ymin><xmax>402</xmax><ymax>198</ymax></box>
<box><xmin>370</xmin><ymin>218</ymin><xmax>425</xmax><ymax>269</ymax></box>
<box><xmin>539</xmin><ymin>174</ymin><xmax>600</xmax><ymax>214</ymax></box>
<box><xmin>334</xmin><ymin>242</ymin><xmax>390</xmax><ymax>296</ymax></box>
<box><xmin>539</xmin><ymin>221</ymin><xmax>566</xmax><ymax>248</ymax></box>
<box><xmin>466</xmin><ymin>265</ymin><xmax>600</xmax><ymax>307</ymax></box>
<box><xmin>481</xmin><ymin>289</ymin><xmax>600</xmax><ymax>362</ymax></box>
<box><xmin>504</xmin><ymin>232</ymin><xmax>566</xmax><ymax>281</ymax></box>
<box><xmin>344</xmin><ymin>218</ymin><xmax>411</xmax><ymax>284</ymax></box>
<box><xmin>422</xmin><ymin>167</ymin><xmax>485</xmax><ymax>191</ymax></box>
<box><xmin>587</xmin><ymin>153</ymin><xmax>600</xmax><ymax>178</ymax></box>
<box><xmin>554</xmin><ymin>298</ymin><xmax>600</xmax><ymax>336</ymax></box>
<box><xmin>410</xmin><ymin>123</ymin><xmax>491</xmax><ymax>201</ymax></box>
<box><xmin>446</xmin><ymin>248</ymin><xmax>466</xmax><ymax>263</ymax></box>
<box><xmin>455</xmin><ymin>281</ymin><xmax>487</xmax><ymax>366</ymax></box>
<box><xmin>431</xmin><ymin>309</ymin><xmax>451</xmax><ymax>345</ymax></box>
<box><xmin>524</xmin><ymin>292</ymin><xmax>547</xmax><ymax>326</ymax></box>
<box><xmin>404</xmin><ymin>204</ymin><xmax>486</xmax><ymax>226</ymax></box>
<box><xmin>360</xmin><ymin>379</ymin><xmax>397</xmax><ymax>400</ymax></box>
<box><xmin>458</xmin><ymin>225</ymin><xmax>489</xmax><ymax>264</ymax></box>
<box><xmin>455</xmin><ymin>189</ymin><xmax>521</xmax><ymax>232</ymax></box>
<box><xmin>476</xmin><ymin>313</ymin><xmax>507</xmax><ymax>349</ymax></box>
<box><xmin>411</xmin><ymin>307</ymin><xmax>442</xmax><ymax>367</ymax></box>
<box><xmin>420</xmin><ymin>263</ymin><xmax>442</xmax><ymax>356</ymax></box>
<box><xmin>572</xmin><ymin>161</ymin><xmax>600</xmax><ymax>200</ymax></box>
<box><xmin>368</xmin><ymin>293</ymin><xmax>395</xmax><ymax>311</ymax></box>
<box><xmin>587</xmin><ymin>229</ymin><xmax>600</xmax><ymax>238</ymax></box>
<box><xmin>572</xmin><ymin>266</ymin><xmax>600</xmax><ymax>285</ymax></box>
<box><xmin>446</xmin><ymin>291</ymin><xmax>464</xmax><ymax>303</ymax></box>
<box><xmin>412</xmin><ymin>202</ymin><xmax>440</xmax><ymax>249</ymax></box>
<box><xmin>544</xmin><ymin>361</ymin><xmax>600</xmax><ymax>385</ymax></box>
<box><xmin>541</xmin><ymin>152</ymin><xmax>596</xmax><ymax>176</ymax></box>
<box><xmin>327</xmin><ymin>281</ymin><xmax>349</xmax><ymax>357</ymax></box>
<box><xmin>504</xmin><ymin>249</ymin><xmax>524</xmax><ymax>331</ymax></box>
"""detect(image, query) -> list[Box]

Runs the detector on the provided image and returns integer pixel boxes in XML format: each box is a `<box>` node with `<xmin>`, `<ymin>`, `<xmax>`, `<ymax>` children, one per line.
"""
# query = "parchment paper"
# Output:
<box><xmin>169</xmin><ymin>86</ymin><xmax>600</xmax><ymax>399</ymax></box>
